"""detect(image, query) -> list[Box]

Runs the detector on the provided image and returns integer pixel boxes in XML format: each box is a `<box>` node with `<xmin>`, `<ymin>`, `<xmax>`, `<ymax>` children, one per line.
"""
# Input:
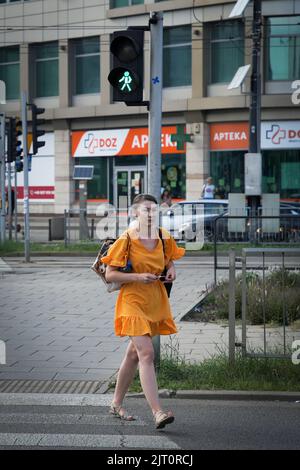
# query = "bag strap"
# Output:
<box><xmin>158</xmin><ymin>227</ymin><xmax>165</xmax><ymax>254</ymax></box>
<box><xmin>125</xmin><ymin>231</ymin><xmax>131</xmax><ymax>260</ymax></box>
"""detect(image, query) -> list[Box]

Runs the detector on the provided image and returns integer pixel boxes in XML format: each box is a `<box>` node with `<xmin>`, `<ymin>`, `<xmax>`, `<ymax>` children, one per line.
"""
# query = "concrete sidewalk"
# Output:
<box><xmin>0</xmin><ymin>255</ymin><xmax>299</xmax><ymax>393</ymax></box>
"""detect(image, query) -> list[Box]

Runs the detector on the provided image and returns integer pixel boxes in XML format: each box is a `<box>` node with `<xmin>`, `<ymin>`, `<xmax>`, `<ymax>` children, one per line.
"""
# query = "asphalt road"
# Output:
<box><xmin>0</xmin><ymin>395</ymin><xmax>299</xmax><ymax>451</ymax></box>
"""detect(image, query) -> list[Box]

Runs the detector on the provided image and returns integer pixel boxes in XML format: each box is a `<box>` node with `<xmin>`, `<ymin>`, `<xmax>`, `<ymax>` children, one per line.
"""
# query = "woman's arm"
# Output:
<box><xmin>106</xmin><ymin>265</ymin><xmax>157</xmax><ymax>284</ymax></box>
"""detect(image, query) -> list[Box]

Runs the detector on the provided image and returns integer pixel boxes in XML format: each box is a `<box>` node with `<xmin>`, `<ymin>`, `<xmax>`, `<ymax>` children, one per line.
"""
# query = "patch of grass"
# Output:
<box><xmin>0</xmin><ymin>240</ymin><xmax>100</xmax><ymax>255</ymax></box>
<box><xmin>128</xmin><ymin>349</ymin><xmax>300</xmax><ymax>393</ymax></box>
<box><xmin>185</xmin><ymin>267</ymin><xmax>300</xmax><ymax>326</ymax></box>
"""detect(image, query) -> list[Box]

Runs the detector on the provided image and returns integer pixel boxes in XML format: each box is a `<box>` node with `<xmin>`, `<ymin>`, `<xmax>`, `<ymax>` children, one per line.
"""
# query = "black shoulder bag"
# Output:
<box><xmin>158</xmin><ymin>228</ymin><xmax>173</xmax><ymax>298</ymax></box>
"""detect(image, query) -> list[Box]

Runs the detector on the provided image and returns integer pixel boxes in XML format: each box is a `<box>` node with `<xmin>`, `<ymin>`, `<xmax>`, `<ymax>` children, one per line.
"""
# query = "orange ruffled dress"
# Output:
<box><xmin>101</xmin><ymin>227</ymin><xmax>185</xmax><ymax>337</ymax></box>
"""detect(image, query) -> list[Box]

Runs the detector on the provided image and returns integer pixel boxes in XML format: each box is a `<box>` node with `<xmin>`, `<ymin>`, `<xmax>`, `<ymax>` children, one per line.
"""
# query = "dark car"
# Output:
<box><xmin>165</xmin><ymin>200</ymin><xmax>300</xmax><ymax>242</ymax></box>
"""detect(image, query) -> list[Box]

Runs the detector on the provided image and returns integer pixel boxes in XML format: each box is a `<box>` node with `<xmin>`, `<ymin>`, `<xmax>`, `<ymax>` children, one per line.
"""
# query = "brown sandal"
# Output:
<box><xmin>109</xmin><ymin>403</ymin><xmax>136</xmax><ymax>421</ymax></box>
<box><xmin>153</xmin><ymin>410</ymin><xmax>175</xmax><ymax>429</ymax></box>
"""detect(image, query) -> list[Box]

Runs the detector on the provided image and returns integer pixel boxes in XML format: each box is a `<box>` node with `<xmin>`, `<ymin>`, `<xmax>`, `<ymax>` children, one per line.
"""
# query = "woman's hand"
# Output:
<box><xmin>136</xmin><ymin>273</ymin><xmax>158</xmax><ymax>284</ymax></box>
<box><xmin>165</xmin><ymin>262</ymin><xmax>176</xmax><ymax>282</ymax></box>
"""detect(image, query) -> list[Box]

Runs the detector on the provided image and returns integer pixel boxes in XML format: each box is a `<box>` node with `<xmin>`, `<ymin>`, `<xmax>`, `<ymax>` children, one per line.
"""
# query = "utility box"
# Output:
<box><xmin>228</xmin><ymin>193</ymin><xmax>246</xmax><ymax>233</ymax></box>
<box><xmin>262</xmin><ymin>193</ymin><xmax>280</xmax><ymax>233</ymax></box>
<box><xmin>49</xmin><ymin>217</ymin><xmax>65</xmax><ymax>241</ymax></box>
<box><xmin>245</xmin><ymin>152</ymin><xmax>262</xmax><ymax>196</ymax></box>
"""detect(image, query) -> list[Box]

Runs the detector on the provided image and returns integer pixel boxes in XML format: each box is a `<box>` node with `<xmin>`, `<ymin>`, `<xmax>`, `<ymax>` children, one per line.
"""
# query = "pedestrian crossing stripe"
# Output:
<box><xmin>0</xmin><ymin>433</ymin><xmax>180</xmax><ymax>449</ymax></box>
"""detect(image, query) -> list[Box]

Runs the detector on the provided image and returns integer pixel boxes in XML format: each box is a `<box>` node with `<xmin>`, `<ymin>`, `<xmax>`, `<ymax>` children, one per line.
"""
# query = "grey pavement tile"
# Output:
<box><xmin>63</xmin><ymin>331</ymin><xmax>114</xmax><ymax>338</ymax></box>
<box><xmin>45</xmin><ymin>341</ymin><xmax>76</xmax><ymax>348</ymax></box>
<box><xmin>0</xmin><ymin>371</ymin><xmax>58</xmax><ymax>380</ymax></box>
<box><xmin>0</xmin><ymin>365</ymin><xmax>35</xmax><ymax>372</ymax></box>
<box><xmin>33</xmin><ymin>351</ymin><xmax>89</xmax><ymax>358</ymax></box>
<box><xmin>52</xmin><ymin>371</ymin><xmax>111</xmax><ymax>380</ymax></box>
<box><xmin>75</xmin><ymin>338</ymin><xmax>102</xmax><ymax>347</ymax></box>
<box><xmin>90</xmin><ymin>360</ymin><xmax>121</xmax><ymax>369</ymax></box>
<box><xmin>8</xmin><ymin>360</ymin><xmax>72</xmax><ymax>368</ymax></box>
<box><xmin>26</xmin><ymin>353</ymin><xmax>56</xmax><ymax>360</ymax></box>
<box><xmin>31</xmin><ymin>366</ymin><xmax>89</xmax><ymax>373</ymax></box>
<box><xmin>64</xmin><ymin>360</ymin><xmax>105</xmax><ymax>368</ymax></box>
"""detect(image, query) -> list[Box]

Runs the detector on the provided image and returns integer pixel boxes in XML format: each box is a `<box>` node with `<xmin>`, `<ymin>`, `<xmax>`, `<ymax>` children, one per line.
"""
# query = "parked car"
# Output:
<box><xmin>159</xmin><ymin>199</ymin><xmax>228</xmax><ymax>240</ymax></box>
<box><xmin>258</xmin><ymin>203</ymin><xmax>300</xmax><ymax>241</ymax></box>
<box><xmin>161</xmin><ymin>200</ymin><xmax>300</xmax><ymax>242</ymax></box>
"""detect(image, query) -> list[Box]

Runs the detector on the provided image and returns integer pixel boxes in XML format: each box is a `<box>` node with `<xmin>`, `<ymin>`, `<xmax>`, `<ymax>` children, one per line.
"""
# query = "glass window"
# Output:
<box><xmin>161</xmin><ymin>154</ymin><xmax>186</xmax><ymax>199</ymax></box>
<box><xmin>34</xmin><ymin>42</ymin><xmax>58</xmax><ymax>97</ymax></box>
<box><xmin>163</xmin><ymin>26</ymin><xmax>191</xmax><ymax>87</ymax></box>
<box><xmin>210</xmin><ymin>151</ymin><xmax>245</xmax><ymax>197</ymax></box>
<box><xmin>266</xmin><ymin>16</ymin><xmax>300</xmax><ymax>81</ymax></box>
<box><xmin>0</xmin><ymin>46</ymin><xmax>19</xmax><ymax>100</ymax></box>
<box><xmin>74</xmin><ymin>157</ymin><xmax>108</xmax><ymax>200</ymax></box>
<box><xmin>262</xmin><ymin>150</ymin><xmax>300</xmax><ymax>199</ymax></box>
<box><xmin>209</xmin><ymin>20</ymin><xmax>244</xmax><ymax>84</ymax></box>
<box><xmin>110</xmin><ymin>0</ymin><xmax>143</xmax><ymax>8</ymax></box>
<box><xmin>73</xmin><ymin>37</ymin><xmax>100</xmax><ymax>95</ymax></box>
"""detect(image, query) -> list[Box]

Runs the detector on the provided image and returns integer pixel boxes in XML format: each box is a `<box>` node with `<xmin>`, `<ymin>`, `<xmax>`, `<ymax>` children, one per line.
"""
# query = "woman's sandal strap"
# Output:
<box><xmin>153</xmin><ymin>410</ymin><xmax>174</xmax><ymax>429</ymax></box>
<box><xmin>109</xmin><ymin>404</ymin><xmax>136</xmax><ymax>421</ymax></box>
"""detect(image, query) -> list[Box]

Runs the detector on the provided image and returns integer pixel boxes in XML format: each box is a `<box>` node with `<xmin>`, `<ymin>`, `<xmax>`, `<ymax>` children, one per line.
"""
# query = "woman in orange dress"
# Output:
<box><xmin>101</xmin><ymin>193</ymin><xmax>185</xmax><ymax>429</ymax></box>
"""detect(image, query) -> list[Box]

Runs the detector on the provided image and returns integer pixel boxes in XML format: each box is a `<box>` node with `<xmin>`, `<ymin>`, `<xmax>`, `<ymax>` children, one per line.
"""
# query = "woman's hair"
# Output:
<box><xmin>132</xmin><ymin>193</ymin><xmax>158</xmax><ymax>205</ymax></box>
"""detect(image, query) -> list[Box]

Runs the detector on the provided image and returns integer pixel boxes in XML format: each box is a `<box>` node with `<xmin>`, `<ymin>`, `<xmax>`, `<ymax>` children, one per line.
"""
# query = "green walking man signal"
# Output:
<box><xmin>119</xmin><ymin>71</ymin><xmax>133</xmax><ymax>92</ymax></box>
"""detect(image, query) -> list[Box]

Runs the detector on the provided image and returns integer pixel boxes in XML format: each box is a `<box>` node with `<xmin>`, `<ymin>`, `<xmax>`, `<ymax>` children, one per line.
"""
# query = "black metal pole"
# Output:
<box><xmin>249</xmin><ymin>0</ymin><xmax>262</xmax><ymax>155</ymax></box>
<box><xmin>248</xmin><ymin>0</ymin><xmax>262</xmax><ymax>239</ymax></box>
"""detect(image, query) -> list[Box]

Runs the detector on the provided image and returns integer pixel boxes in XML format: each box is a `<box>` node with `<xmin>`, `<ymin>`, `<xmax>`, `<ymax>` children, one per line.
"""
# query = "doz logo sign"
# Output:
<box><xmin>262</xmin><ymin>121</ymin><xmax>300</xmax><ymax>149</ymax></box>
<box><xmin>266</xmin><ymin>125</ymin><xmax>286</xmax><ymax>145</ymax></box>
<box><xmin>84</xmin><ymin>133</ymin><xmax>118</xmax><ymax>154</ymax></box>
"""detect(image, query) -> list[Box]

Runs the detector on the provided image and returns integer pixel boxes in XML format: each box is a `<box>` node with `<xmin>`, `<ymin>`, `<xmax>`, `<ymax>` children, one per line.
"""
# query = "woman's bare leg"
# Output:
<box><xmin>131</xmin><ymin>335</ymin><xmax>161</xmax><ymax>414</ymax></box>
<box><xmin>112</xmin><ymin>340</ymin><xmax>139</xmax><ymax>407</ymax></box>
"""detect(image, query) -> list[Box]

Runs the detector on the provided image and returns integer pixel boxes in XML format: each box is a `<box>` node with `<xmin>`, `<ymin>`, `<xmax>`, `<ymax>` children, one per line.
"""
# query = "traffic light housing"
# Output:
<box><xmin>7</xmin><ymin>117</ymin><xmax>22</xmax><ymax>164</ymax></box>
<box><xmin>108</xmin><ymin>29</ymin><xmax>144</xmax><ymax>104</ymax></box>
<box><xmin>32</xmin><ymin>104</ymin><xmax>45</xmax><ymax>155</ymax></box>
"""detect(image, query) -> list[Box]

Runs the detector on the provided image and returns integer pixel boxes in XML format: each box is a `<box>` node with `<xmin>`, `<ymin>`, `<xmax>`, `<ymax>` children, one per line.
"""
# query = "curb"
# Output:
<box><xmin>127</xmin><ymin>389</ymin><xmax>300</xmax><ymax>402</ymax></box>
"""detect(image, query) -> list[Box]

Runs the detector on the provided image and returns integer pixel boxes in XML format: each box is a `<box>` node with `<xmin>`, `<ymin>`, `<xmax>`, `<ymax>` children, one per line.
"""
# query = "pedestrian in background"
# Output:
<box><xmin>161</xmin><ymin>189</ymin><xmax>172</xmax><ymax>208</ymax></box>
<box><xmin>101</xmin><ymin>193</ymin><xmax>185</xmax><ymax>429</ymax></box>
<box><xmin>201</xmin><ymin>176</ymin><xmax>215</xmax><ymax>199</ymax></box>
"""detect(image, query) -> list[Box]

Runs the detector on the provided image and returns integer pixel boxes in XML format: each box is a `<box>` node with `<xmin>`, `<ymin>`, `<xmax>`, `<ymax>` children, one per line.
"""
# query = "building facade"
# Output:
<box><xmin>0</xmin><ymin>0</ymin><xmax>300</xmax><ymax>214</ymax></box>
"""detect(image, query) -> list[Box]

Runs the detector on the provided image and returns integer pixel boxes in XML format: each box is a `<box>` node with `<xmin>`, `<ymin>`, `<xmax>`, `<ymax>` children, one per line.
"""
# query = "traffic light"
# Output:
<box><xmin>7</xmin><ymin>117</ymin><xmax>22</xmax><ymax>164</ymax></box>
<box><xmin>108</xmin><ymin>29</ymin><xmax>144</xmax><ymax>104</ymax></box>
<box><xmin>32</xmin><ymin>104</ymin><xmax>45</xmax><ymax>155</ymax></box>
<box><xmin>15</xmin><ymin>118</ymin><xmax>23</xmax><ymax>172</ymax></box>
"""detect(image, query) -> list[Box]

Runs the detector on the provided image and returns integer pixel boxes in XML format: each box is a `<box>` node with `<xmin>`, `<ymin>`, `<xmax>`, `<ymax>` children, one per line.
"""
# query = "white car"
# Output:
<box><xmin>159</xmin><ymin>199</ymin><xmax>228</xmax><ymax>240</ymax></box>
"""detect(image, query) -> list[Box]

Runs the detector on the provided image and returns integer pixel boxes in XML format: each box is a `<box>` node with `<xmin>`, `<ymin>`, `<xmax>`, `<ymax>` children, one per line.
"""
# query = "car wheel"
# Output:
<box><xmin>204</xmin><ymin>229</ymin><xmax>214</xmax><ymax>242</ymax></box>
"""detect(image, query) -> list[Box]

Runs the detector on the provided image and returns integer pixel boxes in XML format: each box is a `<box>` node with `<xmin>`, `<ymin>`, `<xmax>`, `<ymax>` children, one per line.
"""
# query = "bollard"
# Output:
<box><xmin>228</xmin><ymin>248</ymin><xmax>236</xmax><ymax>365</ymax></box>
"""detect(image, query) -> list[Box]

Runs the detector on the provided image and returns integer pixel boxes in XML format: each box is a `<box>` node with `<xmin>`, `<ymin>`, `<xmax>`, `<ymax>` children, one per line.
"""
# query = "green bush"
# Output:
<box><xmin>201</xmin><ymin>268</ymin><xmax>300</xmax><ymax>326</ymax></box>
